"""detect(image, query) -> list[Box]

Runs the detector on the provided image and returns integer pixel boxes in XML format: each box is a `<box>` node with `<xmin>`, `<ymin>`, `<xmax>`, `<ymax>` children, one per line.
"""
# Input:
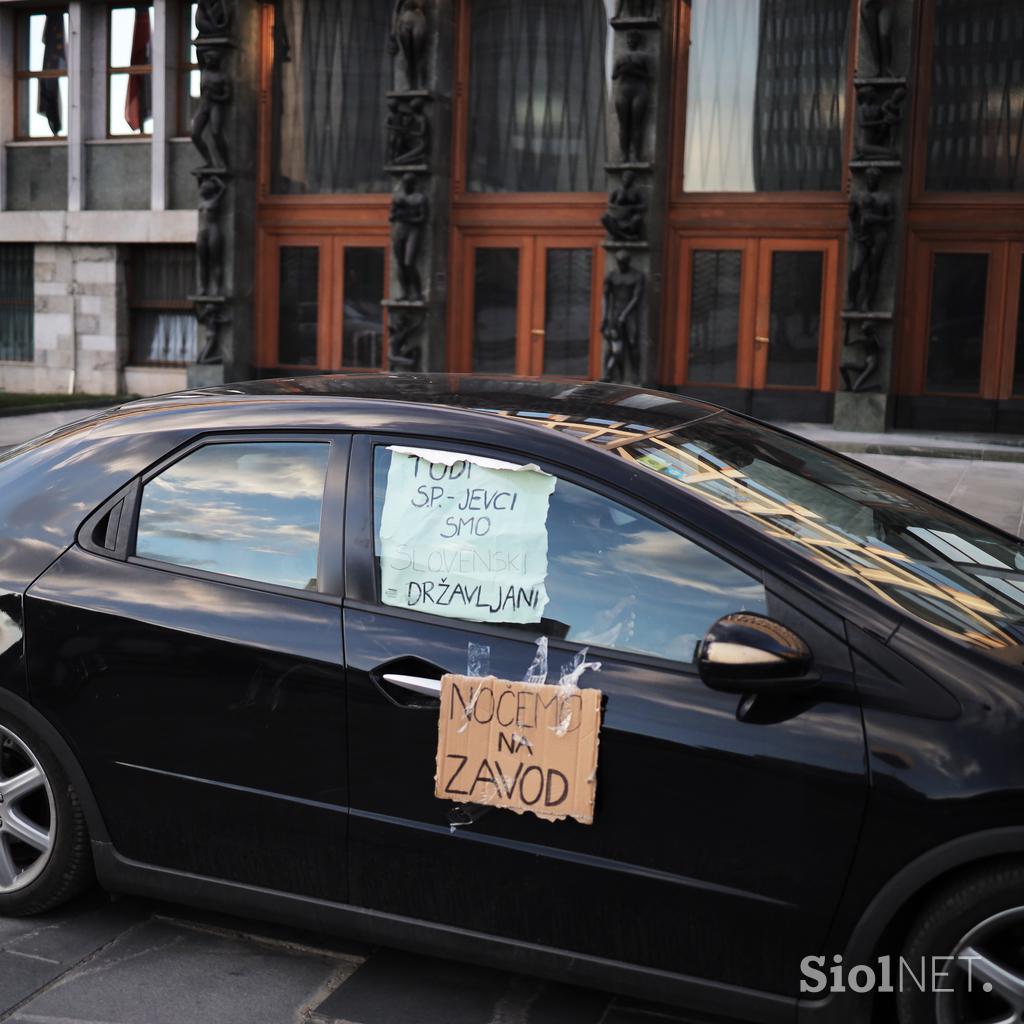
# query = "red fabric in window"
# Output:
<box><xmin>124</xmin><ymin>5</ymin><xmax>152</xmax><ymax>132</ymax></box>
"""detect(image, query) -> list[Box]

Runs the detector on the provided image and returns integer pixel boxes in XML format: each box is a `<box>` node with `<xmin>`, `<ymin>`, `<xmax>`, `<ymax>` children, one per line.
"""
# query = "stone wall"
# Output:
<box><xmin>4</xmin><ymin>244</ymin><xmax>127</xmax><ymax>395</ymax></box>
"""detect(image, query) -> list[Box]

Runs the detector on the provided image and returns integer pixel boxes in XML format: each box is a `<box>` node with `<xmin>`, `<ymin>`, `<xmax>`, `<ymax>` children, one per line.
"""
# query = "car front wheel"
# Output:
<box><xmin>0</xmin><ymin>715</ymin><xmax>92</xmax><ymax>915</ymax></box>
<box><xmin>898</xmin><ymin>861</ymin><xmax>1024</xmax><ymax>1024</ymax></box>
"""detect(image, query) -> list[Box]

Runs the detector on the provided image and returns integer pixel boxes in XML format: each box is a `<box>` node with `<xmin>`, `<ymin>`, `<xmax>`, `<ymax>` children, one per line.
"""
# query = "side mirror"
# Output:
<box><xmin>697</xmin><ymin>613</ymin><xmax>819</xmax><ymax>695</ymax></box>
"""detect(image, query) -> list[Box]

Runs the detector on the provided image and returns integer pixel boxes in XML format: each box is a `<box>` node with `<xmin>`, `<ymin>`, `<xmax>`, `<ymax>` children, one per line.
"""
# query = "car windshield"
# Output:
<box><xmin>615</xmin><ymin>412</ymin><xmax>1024</xmax><ymax>654</ymax></box>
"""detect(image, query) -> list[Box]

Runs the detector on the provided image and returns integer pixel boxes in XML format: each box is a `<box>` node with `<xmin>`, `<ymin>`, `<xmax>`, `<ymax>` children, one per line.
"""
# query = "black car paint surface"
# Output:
<box><xmin>1</xmin><ymin>374</ymin><xmax>1022</xmax><ymax>1024</ymax></box>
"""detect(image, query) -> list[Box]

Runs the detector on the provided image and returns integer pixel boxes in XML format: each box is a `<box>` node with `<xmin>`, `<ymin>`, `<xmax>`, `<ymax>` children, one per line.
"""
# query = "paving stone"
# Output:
<box><xmin>0</xmin><ymin>893</ymin><xmax>145</xmax><ymax>1012</ymax></box>
<box><xmin>7</xmin><ymin>917</ymin><xmax>347</xmax><ymax>1024</ymax></box>
<box><xmin>312</xmin><ymin>949</ymin><xmax>611</xmax><ymax>1024</ymax></box>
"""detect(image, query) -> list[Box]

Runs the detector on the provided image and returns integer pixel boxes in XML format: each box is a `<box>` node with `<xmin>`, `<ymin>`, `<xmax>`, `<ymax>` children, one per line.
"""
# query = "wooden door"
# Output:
<box><xmin>258</xmin><ymin>232</ymin><xmax>389</xmax><ymax>372</ymax></box>
<box><xmin>454</xmin><ymin>233</ymin><xmax>603</xmax><ymax>378</ymax></box>
<box><xmin>672</xmin><ymin>236</ymin><xmax>839</xmax><ymax>392</ymax></box>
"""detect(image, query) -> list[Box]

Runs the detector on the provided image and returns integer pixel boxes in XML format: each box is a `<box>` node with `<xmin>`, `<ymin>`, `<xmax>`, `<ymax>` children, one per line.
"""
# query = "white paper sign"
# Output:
<box><xmin>379</xmin><ymin>447</ymin><xmax>556</xmax><ymax>623</ymax></box>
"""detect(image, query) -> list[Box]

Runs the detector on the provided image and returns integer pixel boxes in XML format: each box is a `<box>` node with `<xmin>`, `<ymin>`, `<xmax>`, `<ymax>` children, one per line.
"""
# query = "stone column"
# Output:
<box><xmin>833</xmin><ymin>0</ymin><xmax>915</xmax><ymax>431</ymax></box>
<box><xmin>383</xmin><ymin>0</ymin><xmax>454</xmax><ymax>373</ymax></box>
<box><xmin>600</xmin><ymin>0</ymin><xmax>671</xmax><ymax>387</ymax></box>
<box><xmin>187</xmin><ymin>0</ymin><xmax>259</xmax><ymax>387</ymax></box>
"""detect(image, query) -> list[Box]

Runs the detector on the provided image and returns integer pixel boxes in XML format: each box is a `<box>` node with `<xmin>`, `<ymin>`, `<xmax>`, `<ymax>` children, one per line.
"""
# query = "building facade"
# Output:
<box><xmin>1</xmin><ymin>0</ymin><xmax>1022</xmax><ymax>433</ymax></box>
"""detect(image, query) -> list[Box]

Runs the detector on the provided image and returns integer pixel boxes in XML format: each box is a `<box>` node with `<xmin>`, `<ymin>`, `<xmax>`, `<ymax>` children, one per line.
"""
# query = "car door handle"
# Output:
<box><xmin>382</xmin><ymin>673</ymin><xmax>442</xmax><ymax>698</ymax></box>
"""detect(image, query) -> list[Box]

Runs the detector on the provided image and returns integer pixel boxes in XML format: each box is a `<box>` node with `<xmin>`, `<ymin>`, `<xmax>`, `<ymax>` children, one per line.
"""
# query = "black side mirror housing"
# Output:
<box><xmin>697</xmin><ymin>613</ymin><xmax>819</xmax><ymax>695</ymax></box>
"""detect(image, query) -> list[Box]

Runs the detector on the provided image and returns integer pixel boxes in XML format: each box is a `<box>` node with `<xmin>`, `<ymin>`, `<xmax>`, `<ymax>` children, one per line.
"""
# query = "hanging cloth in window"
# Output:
<box><xmin>38</xmin><ymin>13</ymin><xmax>66</xmax><ymax>136</ymax></box>
<box><xmin>125</xmin><ymin>5</ymin><xmax>152</xmax><ymax>132</ymax></box>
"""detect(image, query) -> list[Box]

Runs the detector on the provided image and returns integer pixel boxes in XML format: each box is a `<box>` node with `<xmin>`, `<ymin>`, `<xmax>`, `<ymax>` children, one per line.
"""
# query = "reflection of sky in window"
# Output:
<box><xmin>136</xmin><ymin>443</ymin><xmax>329</xmax><ymax>591</ymax></box>
<box><xmin>371</xmin><ymin>446</ymin><xmax>766</xmax><ymax>664</ymax></box>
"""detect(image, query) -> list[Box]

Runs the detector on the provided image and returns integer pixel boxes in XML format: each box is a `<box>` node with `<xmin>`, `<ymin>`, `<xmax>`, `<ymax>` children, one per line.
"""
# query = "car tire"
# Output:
<box><xmin>0</xmin><ymin>713</ymin><xmax>93</xmax><ymax>916</ymax></box>
<box><xmin>896</xmin><ymin>860</ymin><xmax>1024</xmax><ymax>1024</ymax></box>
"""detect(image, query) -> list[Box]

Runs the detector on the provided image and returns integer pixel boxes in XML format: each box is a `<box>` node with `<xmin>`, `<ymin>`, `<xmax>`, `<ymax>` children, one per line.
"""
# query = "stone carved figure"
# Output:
<box><xmin>612</xmin><ymin>0</ymin><xmax>656</xmax><ymax>18</ymax></box>
<box><xmin>847</xmin><ymin>167</ymin><xmax>894</xmax><ymax>311</ymax></box>
<box><xmin>196</xmin><ymin>174</ymin><xmax>227</xmax><ymax>297</ymax></box>
<box><xmin>612</xmin><ymin>31</ymin><xmax>652</xmax><ymax>163</ymax></box>
<box><xmin>390</xmin><ymin>173</ymin><xmax>428</xmax><ymax>301</ymax></box>
<box><xmin>855</xmin><ymin>85</ymin><xmax>906</xmax><ymax>159</ymax></box>
<box><xmin>840</xmin><ymin>321</ymin><xmax>882</xmax><ymax>392</ymax></box>
<box><xmin>602</xmin><ymin>169</ymin><xmax>647</xmax><ymax>241</ymax></box>
<box><xmin>386</xmin><ymin>97</ymin><xmax>430</xmax><ymax>166</ymax></box>
<box><xmin>195</xmin><ymin>0</ymin><xmax>231</xmax><ymax>35</ymax></box>
<box><xmin>861</xmin><ymin>0</ymin><xmax>894</xmax><ymax>77</ymax></box>
<box><xmin>195</xmin><ymin>301</ymin><xmax>228</xmax><ymax>364</ymax></box>
<box><xmin>191</xmin><ymin>48</ymin><xmax>231</xmax><ymax>169</ymax></box>
<box><xmin>390</xmin><ymin>0</ymin><xmax>428</xmax><ymax>92</ymax></box>
<box><xmin>388</xmin><ymin>309</ymin><xmax>425</xmax><ymax>370</ymax></box>
<box><xmin>601</xmin><ymin>250</ymin><xmax>645</xmax><ymax>382</ymax></box>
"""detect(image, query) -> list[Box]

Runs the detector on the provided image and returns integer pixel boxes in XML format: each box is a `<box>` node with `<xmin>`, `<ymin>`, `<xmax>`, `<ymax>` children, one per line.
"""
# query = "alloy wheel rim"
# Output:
<box><xmin>937</xmin><ymin>907</ymin><xmax>1024</xmax><ymax>1024</ymax></box>
<box><xmin>0</xmin><ymin>724</ymin><xmax>55</xmax><ymax>894</ymax></box>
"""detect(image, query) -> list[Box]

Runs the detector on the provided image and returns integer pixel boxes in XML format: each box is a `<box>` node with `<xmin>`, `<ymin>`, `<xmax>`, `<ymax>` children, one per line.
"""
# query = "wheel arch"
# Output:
<box><xmin>799</xmin><ymin>829</ymin><xmax>1024</xmax><ymax>1024</ymax></box>
<box><xmin>0</xmin><ymin>687</ymin><xmax>110</xmax><ymax>845</ymax></box>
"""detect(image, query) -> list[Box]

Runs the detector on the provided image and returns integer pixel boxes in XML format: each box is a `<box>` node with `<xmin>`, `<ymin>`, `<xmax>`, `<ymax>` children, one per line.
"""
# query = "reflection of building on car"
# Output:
<box><xmin>1</xmin><ymin>375</ymin><xmax>1023</xmax><ymax>1024</ymax></box>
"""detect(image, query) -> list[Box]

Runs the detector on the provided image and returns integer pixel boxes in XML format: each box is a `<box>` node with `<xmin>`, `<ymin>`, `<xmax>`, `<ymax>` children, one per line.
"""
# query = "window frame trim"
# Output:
<box><xmin>176</xmin><ymin>1</ymin><xmax>199</xmax><ymax>138</ymax></box>
<box><xmin>88</xmin><ymin>431</ymin><xmax>348</xmax><ymax>602</ymax></box>
<box><xmin>106</xmin><ymin>2</ymin><xmax>156</xmax><ymax>139</ymax></box>
<box><xmin>347</xmin><ymin>431</ymin><xmax>767</xmax><ymax>673</ymax></box>
<box><xmin>13</xmin><ymin>5</ymin><xmax>70</xmax><ymax>143</ymax></box>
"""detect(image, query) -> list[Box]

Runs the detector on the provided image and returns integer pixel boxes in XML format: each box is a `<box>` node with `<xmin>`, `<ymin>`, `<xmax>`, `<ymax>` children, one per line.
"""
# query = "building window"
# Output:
<box><xmin>271</xmin><ymin>0</ymin><xmax>390</xmax><ymax>195</ymax></box>
<box><xmin>466</xmin><ymin>0</ymin><xmax>609</xmax><ymax>193</ymax></box>
<box><xmin>109</xmin><ymin>4</ymin><xmax>155</xmax><ymax>137</ymax></box>
<box><xmin>14</xmin><ymin>8</ymin><xmax>69</xmax><ymax>140</ymax></box>
<box><xmin>926</xmin><ymin>0</ymin><xmax>1024</xmax><ymax>192</ymax></box>
<box><xmin>0</xmin><ymin>247</ymin><xmax>35</xmax><ymax>363</ymax></box>
<box><xmin>178</xmin><ymin>2</ymin><xmax>200</xmax><ymax>136</ymax></box>
<box><xmin>128</xmin><ymin>247</ymin><xmax>197</xmax><ymax>364</ymax></box>
<box><xmin>683</xmin><ymin>0</ymin><xmax>850</xmax><ymax>192</ymax></box>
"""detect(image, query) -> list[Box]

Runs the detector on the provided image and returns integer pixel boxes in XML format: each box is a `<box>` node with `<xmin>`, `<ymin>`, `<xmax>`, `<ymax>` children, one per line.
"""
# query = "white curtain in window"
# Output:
<box><xmin>135</xmin><ymin>311</ymin><xmax>198</xmax><ymax>363</ymax></box>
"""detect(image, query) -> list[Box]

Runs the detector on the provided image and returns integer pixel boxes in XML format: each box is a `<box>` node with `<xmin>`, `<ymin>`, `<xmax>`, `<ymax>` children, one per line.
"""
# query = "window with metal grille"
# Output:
<box><xmin>15</xmin><ymin>7</ymin><xmax>69</xmax><ymax>140</ymax></box>
<box><xmin>128</xmin><ymin>246</ymin><xmax>197</xmax><ymax>365</ymax></box>
<box><xmin>926</xmin><ymin>0</ymin><xmax>1024</xmax><ymax>192</ymax></box>
<box><xmin>271</xmin><ymin>0</ymin><xmax>391</xmax><ymax>195</ymax></box>
<box><xmin>0</xmin><ymin>246</ymin><xmax>35</xmax><ymax>363</ymax></box>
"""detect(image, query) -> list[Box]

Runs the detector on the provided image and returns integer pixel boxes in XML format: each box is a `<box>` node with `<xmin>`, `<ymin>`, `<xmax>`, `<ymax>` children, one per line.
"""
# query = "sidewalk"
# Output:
<box><xmin>1</xmin><ymin>408</ymin><xmax>1021</xmax><ymax>538</ymax></box>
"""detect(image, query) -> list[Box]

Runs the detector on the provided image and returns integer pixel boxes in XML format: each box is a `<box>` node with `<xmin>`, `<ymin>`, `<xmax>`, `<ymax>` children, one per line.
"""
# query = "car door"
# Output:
<box><xmin>343</xmin><ymin>433</ymin><xmax>869</xmax><ymax>998</ymax></box>
<box><xmin>25</xmin><ymin>433</ymin><xmax>351</xmax><ymax>901</ymax></box>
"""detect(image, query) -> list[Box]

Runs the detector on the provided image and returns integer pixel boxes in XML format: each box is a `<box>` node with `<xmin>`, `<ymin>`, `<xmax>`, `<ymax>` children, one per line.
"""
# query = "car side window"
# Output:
<box><xmin>372</xmin><ymin>446</ymin><xmax>766</xmax><ymax>664</ymax></box>
<box><xmin>135</xmin><ymin>441</ymin><xmax>330</xmax><ymax>591</ymax></box>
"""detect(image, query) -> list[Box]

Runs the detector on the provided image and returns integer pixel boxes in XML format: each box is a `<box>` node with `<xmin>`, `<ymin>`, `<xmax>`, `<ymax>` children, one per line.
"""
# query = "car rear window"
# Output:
<box><xmin>135</xmin><ymin>441</ymin><xmax>329</xmax><ymax>591</ymax></box>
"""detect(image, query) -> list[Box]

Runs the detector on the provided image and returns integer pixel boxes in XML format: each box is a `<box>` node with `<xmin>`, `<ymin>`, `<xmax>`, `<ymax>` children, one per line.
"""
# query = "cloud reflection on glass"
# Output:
<box><xmin>136</xmin><ymin>442</ymin><xmax>329</xmax><ymax>591</ymax></box>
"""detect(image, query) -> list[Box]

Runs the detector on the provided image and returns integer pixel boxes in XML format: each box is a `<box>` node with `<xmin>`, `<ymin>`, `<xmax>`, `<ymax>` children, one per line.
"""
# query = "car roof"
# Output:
<box><xmin>125</xmin><ymin>374</ymin><xmax>721</xmax><ymax>435</ymax></box>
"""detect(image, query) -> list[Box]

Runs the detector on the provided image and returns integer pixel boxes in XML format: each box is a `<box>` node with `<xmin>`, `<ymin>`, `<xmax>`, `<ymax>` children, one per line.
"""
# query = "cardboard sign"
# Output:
<box><xmin>378</xmin><ymin>448</ymin><xmax>556</xmax><ymax>624</ymax></box>
<box><xmin>434</xmin><ymin>674</ymin><xmax>602</xmax><ymax>825</ymax></box>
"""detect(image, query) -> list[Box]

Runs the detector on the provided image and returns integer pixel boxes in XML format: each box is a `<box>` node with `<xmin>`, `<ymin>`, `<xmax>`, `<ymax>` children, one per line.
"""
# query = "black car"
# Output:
<box><xmin>1</xmin><ymin>375</ymin><xmax>1023</xmax><ymax>1024</ymax></box>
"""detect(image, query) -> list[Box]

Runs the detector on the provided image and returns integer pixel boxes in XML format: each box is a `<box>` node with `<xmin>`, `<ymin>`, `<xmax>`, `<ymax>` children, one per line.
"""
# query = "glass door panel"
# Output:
<box><xmin>925</xmin><ymin>252</ymin><xmax>989</xmax><ymax>394</ymax></box>
<box><xmin>472</xmin><ymin>247</ymin><xmax>521</xmax><ymax>373</ymax></box>
<box><xmin>764</xmin><ymin>249</ymin><xmax>825</xmax><ymax>388</ymax></box>
<box><xmin>277</xmin><ymin>245</ymin><xmax>320</xmax><ymax>367</ymax></box>
<box><xmin>341</xmin><ymin>246</ymin><xmax>386</xmax><ymax>369</ymax></box>
<box><xmin>687</xmin><ymin>249</ymin><xmax>744</xmax><ymax>384</ymax></box>
<box><xmin>542</xmin><ymin>248</ymin><xmax>594</xmax><ymax>376</ymax></box>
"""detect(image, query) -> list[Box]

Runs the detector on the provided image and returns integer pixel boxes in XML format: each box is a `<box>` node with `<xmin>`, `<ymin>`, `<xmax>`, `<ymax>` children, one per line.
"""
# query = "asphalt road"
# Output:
<box><xmin>0</xmin><ymin>891</ymin><xmax>702</xmax><ymax>1024</ymax></box>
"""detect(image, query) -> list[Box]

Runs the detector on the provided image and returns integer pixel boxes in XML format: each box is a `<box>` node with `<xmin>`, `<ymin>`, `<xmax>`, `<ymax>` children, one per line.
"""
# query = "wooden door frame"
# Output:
<box><xmin>898</xmin><ymin>236</ymin><xmax>1011</xmax><ymax>399</ymax></box>
<box><xmin>257</xmin><ymin>227</ymin><xmax>390</xmax><ymax>372</ymax></box>
<box><xmin>668</xmin><ymin>233</ymin><xmax>840</xmax><ymax>392</ymax></box>
<box><xmin>754</xmin><ymin>237</ymin><xmax>840</xmax><ymax>392</ymax></box>
<box><xmin>670</xmin><ymin>235</ymin><xmax>757</xmax><ymax>388</ymax></box>
<box><xmin>451</xmin><ymin>229</ymin><xmax>605</xmax><ymax>378</ymax></box>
